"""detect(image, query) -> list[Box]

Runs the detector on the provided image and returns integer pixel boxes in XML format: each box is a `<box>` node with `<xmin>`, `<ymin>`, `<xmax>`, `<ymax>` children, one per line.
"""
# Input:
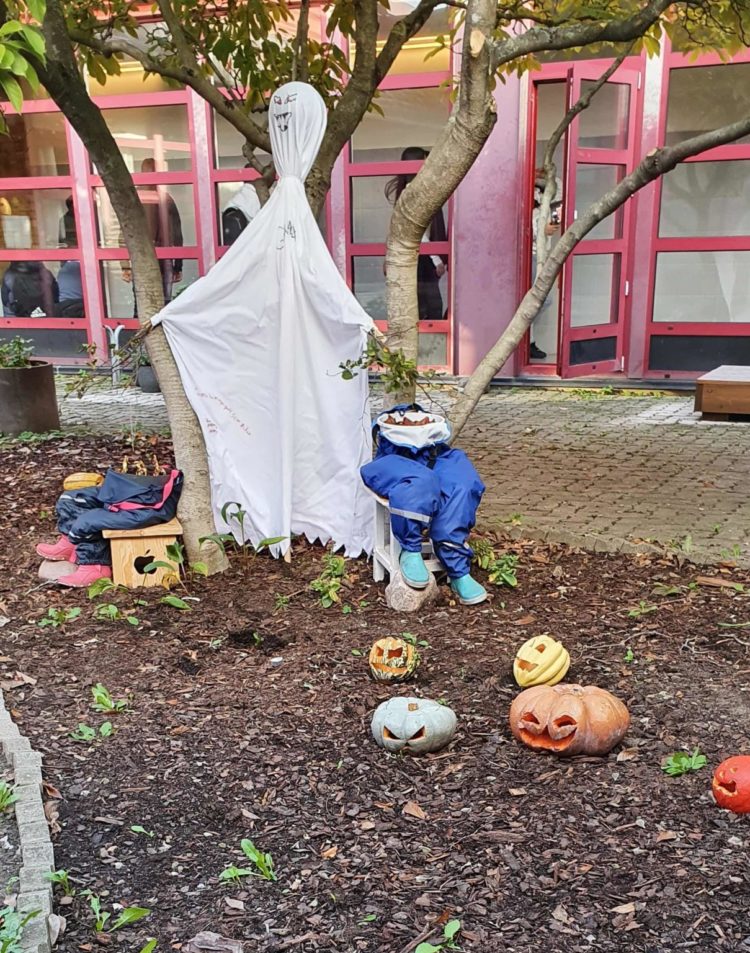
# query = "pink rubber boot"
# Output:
<box><xmin>36</xmin><ymin>536</ymin><xmax>76</xmax><ymax>562</ymax></box>
<box><xmin>58</xmin><ymin>565</ymin><xmax>112</xmax><ymax>589</ymax></box>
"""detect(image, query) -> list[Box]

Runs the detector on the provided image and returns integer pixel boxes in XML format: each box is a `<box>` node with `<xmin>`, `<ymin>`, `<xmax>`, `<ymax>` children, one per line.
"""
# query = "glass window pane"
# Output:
<box><xmin>0</xmin><ymin>114</ymin><xmax>69</xmax><ymax>177</ymax></box>
<box><xmin>97</xmin><ymin>106</ymin><xmax>191</xmax><ymax>172</ymax></box>
<box><xmin>0</xmin><ymin>190</ymin><xmax>76</xmax><ymax>249</ymax></box>
<box><xmin>418</xmin><ymin>332</ymin><xmax>447</xmax><ymax>366</ymax></box>
<box><xmin>1</xmin><ymin>259</ymin><xmax>83</xmax><ymax>318</ymax></box>
<box><xmin>0</xmin><ymin>327</ymin><xmax>87</xmax><ymax>357</ymax></box>
<box><xmin>352</xmin><ymin>254</ymin><xmax>449</xmax><ymax>322</ymax></box>
<box><xmin>213</xmin><ymin>113</ymin><xmax>271</xmax><ymax>170</ymax></box>
<box><xmin>570</xmin><ymin>253</ymin><xmax>620</xmax><ymax>327</ymax></box>
<box><xmin>535</xmin><ymin>82</ymin><xmax>566</xmax><ymax>170</ymax></box>
<box><xmin>101</xmin><ymin>259</ymin><xmax>200</xmax><ymax>319</ymax></box>
<box><xmin>94</xmin><ymin>184</ymin><xmax>195</xmax><ymax>248</ymax></box>
<box><xmin>351</xmin><ymin>175</ymin><xmax>447</xmax><ymax>245</ymax></box>
<box><xmin>666</xmin><ymin>64</ymin><xmax>750</xmax><ymax>146</ymax></box>
<box><xmin>653</xmin><ymin>251</ymin><xmax>750</xmax><ymax>323</ymax></box>
<box><xmin>659</xmin><ymin>160</ymin><xmax>750</xmax><ymax>238</ymax></box>
<box><xmin>578</xmin><ymin>81</ymin><xmax>630</xmax><ymax>149</ymax></box>
<box><xmin>358</xmin><ymin>5</ymin><xmax>451</xmax><ymax>75</ymax></box>
<box><xmin>575</xmin><ymin>165</ymin><xmax>622</xmax><ymax>239</ymax></box>
<box><xmin>351</xmin><ymin>87</ymin><xmax>451</xmax><ymax>163</ymax></box>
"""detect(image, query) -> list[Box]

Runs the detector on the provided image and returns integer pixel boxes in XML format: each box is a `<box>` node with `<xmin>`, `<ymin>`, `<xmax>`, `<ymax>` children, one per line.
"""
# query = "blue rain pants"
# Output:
<box><xmin>57</xmin><ymin>470</ymin><xmax>183</xmax><ymax>566</ymax></box>
<box><xmin>361</xmin><ymin>443</ymin><xmax>485</xmax><ymax>580</ymax></box>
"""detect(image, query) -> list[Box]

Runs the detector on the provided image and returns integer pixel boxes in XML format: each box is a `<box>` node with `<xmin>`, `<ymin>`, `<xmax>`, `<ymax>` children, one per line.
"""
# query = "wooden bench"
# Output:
<box><xmin>695</xmin><ymin>365</ymin><xmax>750</xmax><ymax>420</ymax></box>
<box><xmin>102</xmin><ymin>518</ymin><xmax>182</xmax><ymax>589</ymax></box>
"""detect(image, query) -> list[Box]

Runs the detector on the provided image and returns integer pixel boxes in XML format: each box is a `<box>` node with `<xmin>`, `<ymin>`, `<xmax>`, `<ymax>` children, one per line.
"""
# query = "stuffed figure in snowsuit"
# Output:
<box><xmin>361</xmin><ymin>406</ymin><xmax>487</xmax><ymax>605</ymax></box>
<box><xmin>36</xmin><ymin>469</ymin><xmax>183</xmax><ymax>588</ymax></box>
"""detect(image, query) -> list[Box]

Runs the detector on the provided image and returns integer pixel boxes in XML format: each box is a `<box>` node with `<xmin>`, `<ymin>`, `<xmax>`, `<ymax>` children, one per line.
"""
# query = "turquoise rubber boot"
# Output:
<box><xmin>450</xmin><ymin>574</ymin><xmax>487</xmax><ymax>606</ymax></box>
<box><xmin>399</xmin><ymin>550</ymin><xmax>430</xmax><ymax>589</ymax></box>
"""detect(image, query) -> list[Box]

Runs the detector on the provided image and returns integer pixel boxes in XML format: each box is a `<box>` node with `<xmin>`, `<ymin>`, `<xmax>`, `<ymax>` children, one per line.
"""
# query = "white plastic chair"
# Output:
<box><xmin>367</xmin><ymin>489</ymin><xmax>442</xmax><ymax>583</ymax></box>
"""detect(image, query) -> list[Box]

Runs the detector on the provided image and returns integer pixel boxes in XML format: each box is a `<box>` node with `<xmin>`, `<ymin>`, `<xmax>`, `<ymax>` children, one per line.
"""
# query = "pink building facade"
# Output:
<box><xmin>1</xmin><ymin>13</ymin><xmax>748</xmax><ymax>383</ymax></box>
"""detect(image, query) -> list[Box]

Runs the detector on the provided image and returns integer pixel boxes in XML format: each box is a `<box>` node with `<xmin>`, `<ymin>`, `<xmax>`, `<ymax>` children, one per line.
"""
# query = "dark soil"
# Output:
<box><xmin>1</xmin><ymin>434</ymin><xmax>750</xmax><ymax>952</ymax></box>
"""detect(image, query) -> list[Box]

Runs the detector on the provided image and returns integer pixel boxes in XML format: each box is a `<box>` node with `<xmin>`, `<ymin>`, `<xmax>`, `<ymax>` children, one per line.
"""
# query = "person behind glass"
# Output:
<box><xmin>121</xmin><ymin>158</ymin><xmax>183</xmax><ymax>316</ymax></box>
<box><xmin>1</xmin><ymin>261</ymin><xmax>58</xmax><ymax>318</ymax></box>
<box><xmin>530</xmin><ymin>168</ymin><xmax>562</xmax><ymax>360</ymax></box>
<box><xmin>56</xmin><ymin>197</ymin><xmax>85</xmax><ymax>318</ymax></box>
<box><xmin>384</xmin><ymin>146</ymin><xmax>448</xmax><ymax>321</ymax></box>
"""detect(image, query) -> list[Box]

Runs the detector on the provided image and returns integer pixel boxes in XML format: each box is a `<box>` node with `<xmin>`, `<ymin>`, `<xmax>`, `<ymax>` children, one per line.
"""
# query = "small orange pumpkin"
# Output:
<box><xmin>509</xmin><ymin>683</ymin><xmax>630</xmax><ymax>756</ymax></box>
<box><xmin>712</xmin><ymin>756</ymin><xmax>750</xmax><ymax>813</ymax></box>
<box><xmin>368</xmin><ymin>637</ymin><xmax>420</xmax><ymax>682</ymax></box>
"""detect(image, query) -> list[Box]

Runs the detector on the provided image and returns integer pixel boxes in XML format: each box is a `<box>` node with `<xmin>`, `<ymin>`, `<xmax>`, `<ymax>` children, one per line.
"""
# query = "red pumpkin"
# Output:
<box><xmin>509</xmin><ymin>683</ymin><xmax>630</xmax><ymax>756</ymax></box>
<box><xmin>712</xmin><ymin>756</ymin><xmax>750</xmax><ymax>813</ymax></box>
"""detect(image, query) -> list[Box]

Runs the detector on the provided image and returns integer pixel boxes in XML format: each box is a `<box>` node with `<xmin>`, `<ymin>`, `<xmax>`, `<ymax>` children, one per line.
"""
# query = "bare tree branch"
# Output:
<box><xmin>292</xmin><ymin>0</ymin><xmax>310</xmax><ymax>83</ymax></box>
<box><xmin>450</xmin><ymin>112</ymin><xmax>750</xmax><ymax>436</ymax></box>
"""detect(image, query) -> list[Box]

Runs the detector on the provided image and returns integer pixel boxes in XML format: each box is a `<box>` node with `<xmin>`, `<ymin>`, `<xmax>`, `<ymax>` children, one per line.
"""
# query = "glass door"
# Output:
<box><xmin>559</xmin><ymin>64</ymin><xmax>640</xmax><ymax>376</ymax></box>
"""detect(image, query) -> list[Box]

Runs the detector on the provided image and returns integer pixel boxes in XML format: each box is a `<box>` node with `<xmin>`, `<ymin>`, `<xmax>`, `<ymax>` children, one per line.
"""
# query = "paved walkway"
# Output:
<box><xmin>58</xmin><ymin>384</ymin><xmax>750</xmax><ymax>567</ymax></box>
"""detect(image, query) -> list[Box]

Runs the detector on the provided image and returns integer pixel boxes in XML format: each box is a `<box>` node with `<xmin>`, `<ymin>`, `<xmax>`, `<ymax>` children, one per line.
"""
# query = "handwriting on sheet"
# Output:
<box><xmin>196</xmin><ymin>391</ymin><xmax>252</xmax><ymax>437</ymax></box>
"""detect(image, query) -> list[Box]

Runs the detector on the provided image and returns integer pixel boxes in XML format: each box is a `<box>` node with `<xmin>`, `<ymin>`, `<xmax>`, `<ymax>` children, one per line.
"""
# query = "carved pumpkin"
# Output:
<box><xmin>712</xmin><ymin>756</ymin><xmax>750</xmax><ymax>813</ymax></box>
<box><xmin>368</xmin><ymin>637</ymin><xmax>420</xmax><ymax>682</ymax></box>
<box><xmin>513</xmin><ymin>635</ymin><xmax>570</xmax><ymax>687</ymax></box>
<box><xmin>371</xmin><ymin>696</ymin><xmax>456</xmax><ymax>755</ymax></box>
<box><xmin>509</xmin><ymin>683</ymin><xmax>629</xmax><ymax>756</ymax></box>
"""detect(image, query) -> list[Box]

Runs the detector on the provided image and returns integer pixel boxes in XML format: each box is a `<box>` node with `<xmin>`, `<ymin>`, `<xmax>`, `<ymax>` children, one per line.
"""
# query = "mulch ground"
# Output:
<box><xmin>1</xmin><ymin>433</ymin><xmax>750</xmax><ymax>952</ymax></box>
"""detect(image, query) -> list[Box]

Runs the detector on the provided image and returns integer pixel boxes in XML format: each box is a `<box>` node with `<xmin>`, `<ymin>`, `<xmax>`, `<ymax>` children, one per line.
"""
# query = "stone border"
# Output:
<box><xmin>0</xmin><ymin>690</ymin><xmax>54</xmax><ymax>953</ymax></box>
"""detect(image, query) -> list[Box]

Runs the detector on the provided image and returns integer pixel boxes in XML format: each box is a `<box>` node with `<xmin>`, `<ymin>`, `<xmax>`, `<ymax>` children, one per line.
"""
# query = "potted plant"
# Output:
<box><xmin>135</xmin><ymin>349</ymin><xmax>160</xmax><ymax>393</ymax></box>
<box><xmin>0</xmin><ymin>336</ymin><xmax>61</xmax><ymax>436</ymax></box>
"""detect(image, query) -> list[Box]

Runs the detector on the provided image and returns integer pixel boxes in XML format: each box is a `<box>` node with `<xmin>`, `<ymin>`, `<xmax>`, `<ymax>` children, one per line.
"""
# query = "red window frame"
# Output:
<box><xmin>641</xmin><ymin>46</ymin><xmax>750</xmax><ymax>380</ymax></box>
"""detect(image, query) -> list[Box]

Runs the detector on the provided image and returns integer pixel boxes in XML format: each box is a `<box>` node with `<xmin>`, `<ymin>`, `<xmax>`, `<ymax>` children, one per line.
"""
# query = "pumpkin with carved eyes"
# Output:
<box><xmin>371</xmin><ymin>696</ymin><xmax>457</xmax><ymax>755</ymax></box>
<box><xmin>510</xmin><ymin>683</ymin><xmax>630</xmax><ymax>756</ymax></box>
<box><xmin>513</xmin><ymin>635</ymin><xmax>570</xmax><ymax>687</ymax></box>
<box><xmin>712</xmin><ymin>756</ymin><xmax>750</xmax><ymax>813</ymax></box>
<box><xmin>368</xmin><ymin>637</ymin><xmax>419</xmax><ymax>682</ymax></box>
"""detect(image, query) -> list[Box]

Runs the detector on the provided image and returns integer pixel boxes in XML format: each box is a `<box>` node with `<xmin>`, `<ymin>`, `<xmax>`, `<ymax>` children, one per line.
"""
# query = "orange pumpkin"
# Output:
<box><xmin>368</xmin><ymin>637</ymin><xmax>420</xmax><ymax>682</ymax></box>
<box><xmin>509</xmin><ymin>683</ymin><xmax>630</xmax><ymax>756</ymax></box>
<box><xmin>712</xmin><ymin>756</ymin><xmax>750</xmax><ymax>813</ymax></box>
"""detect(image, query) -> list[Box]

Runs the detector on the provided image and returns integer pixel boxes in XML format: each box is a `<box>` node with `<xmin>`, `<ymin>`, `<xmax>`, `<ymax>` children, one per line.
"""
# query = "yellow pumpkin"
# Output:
<box><xmin>63</xmin><ymin>472</ymin><xmax>104</xmax><ymax>491</ymax></box>
<box><xmin>513</xmin><ymin>634</ymin><xmax>570</xmax><ymax>687</ymax></box>
<box><xmin>368</xmin><ymin>637</ymin><xmax>420</xmax><ymax>682</ymax></box>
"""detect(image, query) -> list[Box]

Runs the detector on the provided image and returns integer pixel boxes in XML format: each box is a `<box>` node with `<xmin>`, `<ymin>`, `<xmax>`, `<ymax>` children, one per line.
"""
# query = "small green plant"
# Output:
<box><xmin>70</xmin><ymin>722</ymin><xmax>114</xmax><ymax>743</ymax></box>
<box><xmin>91</xmin><ymin>683</ymin><xmax>129</xmax><ymax>713</ymax></box>
<box><xmin>721</xmin><ymin>544</ymin><xmax>743</xmax><ymax>560</ymax></box>
<box><xmin>274</xmin><ymin>593</ymin><xmax>290</xmax><ymax>611</ymax></box>
<box><xmin>358</xmin><ymin>913</ymin><xmax>377</xmax><ymax>925</ymax></box>
<box><xmin>416</xmin><ymin>919</ymin><xmax>462</xmax><ymax>953</ymax></box>
<box><xmin>623</xmin><ymin>647</ymin><xmax>635</xmax><ymax>664</ymax></box>
<box><xmin>627</xmin><ymin>600</ymin><xmax>658</xmax><ymax>619</ymax></box>
<box><xmin>662</xmin><ymin>748</ymin><xmax>707</xmax><ymax>777</ymax></box>
<box><xmin>401</xmin><ymin>631</ymin><xmax>430</xmax><ymax>649</ymax></box>
<box><xmin>160</xmin><ymin>594</ymin><xmax>192</xmax><ymax>611</ymax></box>
<box><xmin>82</xmin><ymin>891</ymin><xmax>150</xmax><ymax>933</ymax></box>
<box><xmin>130</xmin><ymin>825</ymin><xmax>154</xmax><ymax>838</ymax></box>
<box><xmin>87</xmin><ymin>577</ymin><xmax>124</xmax><ymax>599</ymax></box>
<box><xmin>45</xmin><ymin>869</ymin><xmax>75</xmax><ymax>896</ymax></box>
<box><xmin>240</xmin><ymin>838</ymin><xmax>277</xmax><ymax>881</ymax></box>
<box><xmin>140</xmin><ymin>941</ymin><xmax>158</xmax><ymax>953</ymax></box>
<box><xmin>0</xmin><ymin>336</ymin><xmax>33</xmax><ymax>369</ymax></box>
<box><xmin>94</xmin><ymin>603</ymin><xmax>139</xmax><ymax>626</ymax></box>
<box><xmin>0</xmin><ymin>783</ymin><xmax>17</xmax><ymax>813</ymax></box>
<box><xmin>37</xmin><ymin>607</ymin><xmax>80</xmax><ymax>629</ymax></box>
<box><xmin>651</xmin><ymin>582</ymin><xmax>684</xmax><ymax>597</ymax></box>
<box><xmin>311</xmin><ymin>553</ymin><xmax>347</xmax><ymax>608</ymax></box>
<box><xmin>218</xmin><ymin>864</ymin><xmax>250</xmax><ymax>887</ymax></box>
<box><xmin>0</xmin><ymin>906</ymin><xmax>40</xmax><ymax>953</ymax></box>
<box><xmin>472</xmin><ymin>541</ymin><xmax>518</xmax><ymax>587</ymax></box>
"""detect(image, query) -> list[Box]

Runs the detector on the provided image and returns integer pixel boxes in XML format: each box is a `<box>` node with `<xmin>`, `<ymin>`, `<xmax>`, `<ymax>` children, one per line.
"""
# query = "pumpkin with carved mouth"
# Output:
<box><xmin>371</xmin><ymin>696</ymin><xmax>457</xmax><ymax>754</ymax></box>
<box><xmin>510</xmin><ymin>683</ymin><xmax>630</xmax><ymax>756</ymax></box>
<box><xmin>368</xmin><ymin>637</ymin><xmax>420</xmax><ymax>682</ymax></box>
<box><xmin>712</xmin><ymin>756</ymin><xmax>750</xmax><ymax>813</ymax></box>
<box><xmin>513</xmin><ymin>635</ymin><xmax>570</xmax><ymax>687</ymax></box>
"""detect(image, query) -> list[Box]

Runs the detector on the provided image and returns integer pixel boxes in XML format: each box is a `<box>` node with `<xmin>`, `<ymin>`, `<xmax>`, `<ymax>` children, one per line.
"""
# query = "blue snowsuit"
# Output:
<box><xmin>57</xmin><ymin>469</ymin><xmax>183</xmax><ymax>566</ymax></box>
<box><xmin>360</xmin><ymin>407</ymin><xmax>485</xmax><ymax>580</ymax></box>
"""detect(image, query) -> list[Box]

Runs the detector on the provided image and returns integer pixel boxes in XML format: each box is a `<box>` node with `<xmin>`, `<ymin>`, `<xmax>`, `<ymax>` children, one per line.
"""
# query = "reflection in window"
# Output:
<box><xmin>100</xmin><ymin>259</ymin><xmax>199</xmax><ymax>319</ymax></box>
<box><xmin>213</xmin><ymin>113</ymin><xmax>271</xmax><ymax>170</ymax></box>
<box><xmin>0</xmin><ymin>327</ymin><xmax>87</xmax><ymax>357</ymax></box>
<box><xmin>575</xmin><ymin>165</ymin><xmax>623</xmax><ymax>239</ymax></box>
<box><xmin>418</xmin><ymin>332</ymin><xmax>447</xmax><ymax>366</ymax></box>
<box><xmin>578</xmin><ymin>81</ymin><xmax>630</xmax><ymax>149</ymax></box>
<box><xmin>351</xmin><ymin>175</ymin><xmax>447</xmax><ymax>246</ymax></box>
<box><xmin>372</xmin><ymin>3</ymin><xmax>452</xmax><ymax>74</ymax></box>
<box><xmin>0</xmin><ymin>113</ymin><xmax>69</xmax><ymax>177</ymax></box>
<box><xmin>570</xmin><ymin>253</ymin><xmax>619</xmax><ymax>327</ymax></box>
<box><xmin>352</xmin><ymin>254</ymin><xmax>448</xmax><ymax>323</ymax></box>
<box><xmin>351</xmin><ymin>87</ymin><xmax>451</xmax><ymax>162</ymax></box>
<box><xmin>94</xmin><ymin>184</ymin><xmax>195</xmax><ymax>248</ymax></box>
<box><xmin>0</xmin><ymin>189</ymin><xmax>76</xmax><ymax>249</ymax></box>
<box><xmin>97</xmin><ymin>106</ymin><xmax>192</xmax><ymax>172</ymax></box>
<box><xmin>666</xmin><ymin>64</ymin><xmax>750</xmax><ymax>146</ymax></box>
<box><xmin>659</xmin><ymin>161</ymin><xmax>750</xmax><ymax>238</ymax></box>
<box><xmin>653</xmin><ymin>251</ymin><xmax>750</xmax><ymax>323</ymax></box>
<box><xmin>0</xmin><ymin>259</ymin><xmax>83</xmax><ymax>318</ymax></box>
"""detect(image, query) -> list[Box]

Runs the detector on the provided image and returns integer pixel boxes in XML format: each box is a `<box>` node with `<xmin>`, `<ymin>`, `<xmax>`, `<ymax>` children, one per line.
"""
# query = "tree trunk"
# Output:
<box><xmin>38</xmin><ymin>0</ymin><xmax>227</xmax><ymax>573</ymax></box>
<box><xmin>384</xmin><ymin>0</ymin><xmax>497</xmax><ymax>404</ymax></box>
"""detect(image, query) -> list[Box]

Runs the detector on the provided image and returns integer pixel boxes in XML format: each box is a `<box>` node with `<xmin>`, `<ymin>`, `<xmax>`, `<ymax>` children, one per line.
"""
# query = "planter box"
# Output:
<box><xmin>0</xmin><ymin>360</ymin><xmax>60</xmax><ymax>436</ymax></box>
<box><xmin>136</xmin><ymin>365</ymin><xmax>161</xmax><ymax>393</ymax></box>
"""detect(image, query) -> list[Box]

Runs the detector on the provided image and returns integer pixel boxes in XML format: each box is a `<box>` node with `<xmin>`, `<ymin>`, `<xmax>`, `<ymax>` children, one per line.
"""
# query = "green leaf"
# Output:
<box><xmin>444</xmin><ymin>920</ymin><xmax>461</xmax><ymax>940</ymax></box>
<box><xmin>415</xmin><ymin>944</ymin><xmax>441</xmax><ymax>953</ymax></box>
<box><xmin>0</xmin><ymin>21</ymin><xmax>24</xmax><ymax>38</ymax></box>
<box><xmin>26</xmin><ymin>0</ymin><xmax>47</xmax><ymax>23</ymax></box>
<box><xmin>99</xmin><ymin>722</ymin><xmax>114</xmax><ymax>737</ymax></box>
<box><xmin>110</xmin><ymin>906</ymin><xmax>150</xmax><ymax>932</ymax></box>
<box><xmin>191</xmin><ymin>562</ymin><xmax>209</xmax><ymax>576</ymax></box>
<box><xmin>141</xmin><ymin>560</ymin><xmax>175</xmax><ymax>573</ymax></box>
<box><xmin>130</xmin><ymin>825</ymin><xmax>154</xmax><ymax>837</ymax></box>
<box><xmin>161</xmin><ymin>595</ymin><xmax>191</xmax><ymax>610</ymax></box>
<box><xmin>0</xmin><ymin>74</ymin><xmax>23</xmax><ymax>112</ymax></box>
<box><xmin>139</xmin><ymin>942</ymin><xmax>158</xmax><ymax>953</ymax></box>
<box><xmin>257</xmin><ymin>535</ymin><xmax>286</xmax><ymax>549</ymax></box>
<box><xmin>20</xmin><ymin>25</ymin><xmax>45</xmax><ymax>59</ymax></box>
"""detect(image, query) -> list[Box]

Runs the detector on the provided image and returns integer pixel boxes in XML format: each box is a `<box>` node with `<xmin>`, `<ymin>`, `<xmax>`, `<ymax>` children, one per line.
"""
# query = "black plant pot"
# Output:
<box><xmin>0</xmin><ymin>360</ymin><xmax>60</xmax><ymax>436</ymax></box>
<box><xmin>136</xmin><ymin>365</ymin><xmax>161</xmax><ymax>393</ymax></box>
